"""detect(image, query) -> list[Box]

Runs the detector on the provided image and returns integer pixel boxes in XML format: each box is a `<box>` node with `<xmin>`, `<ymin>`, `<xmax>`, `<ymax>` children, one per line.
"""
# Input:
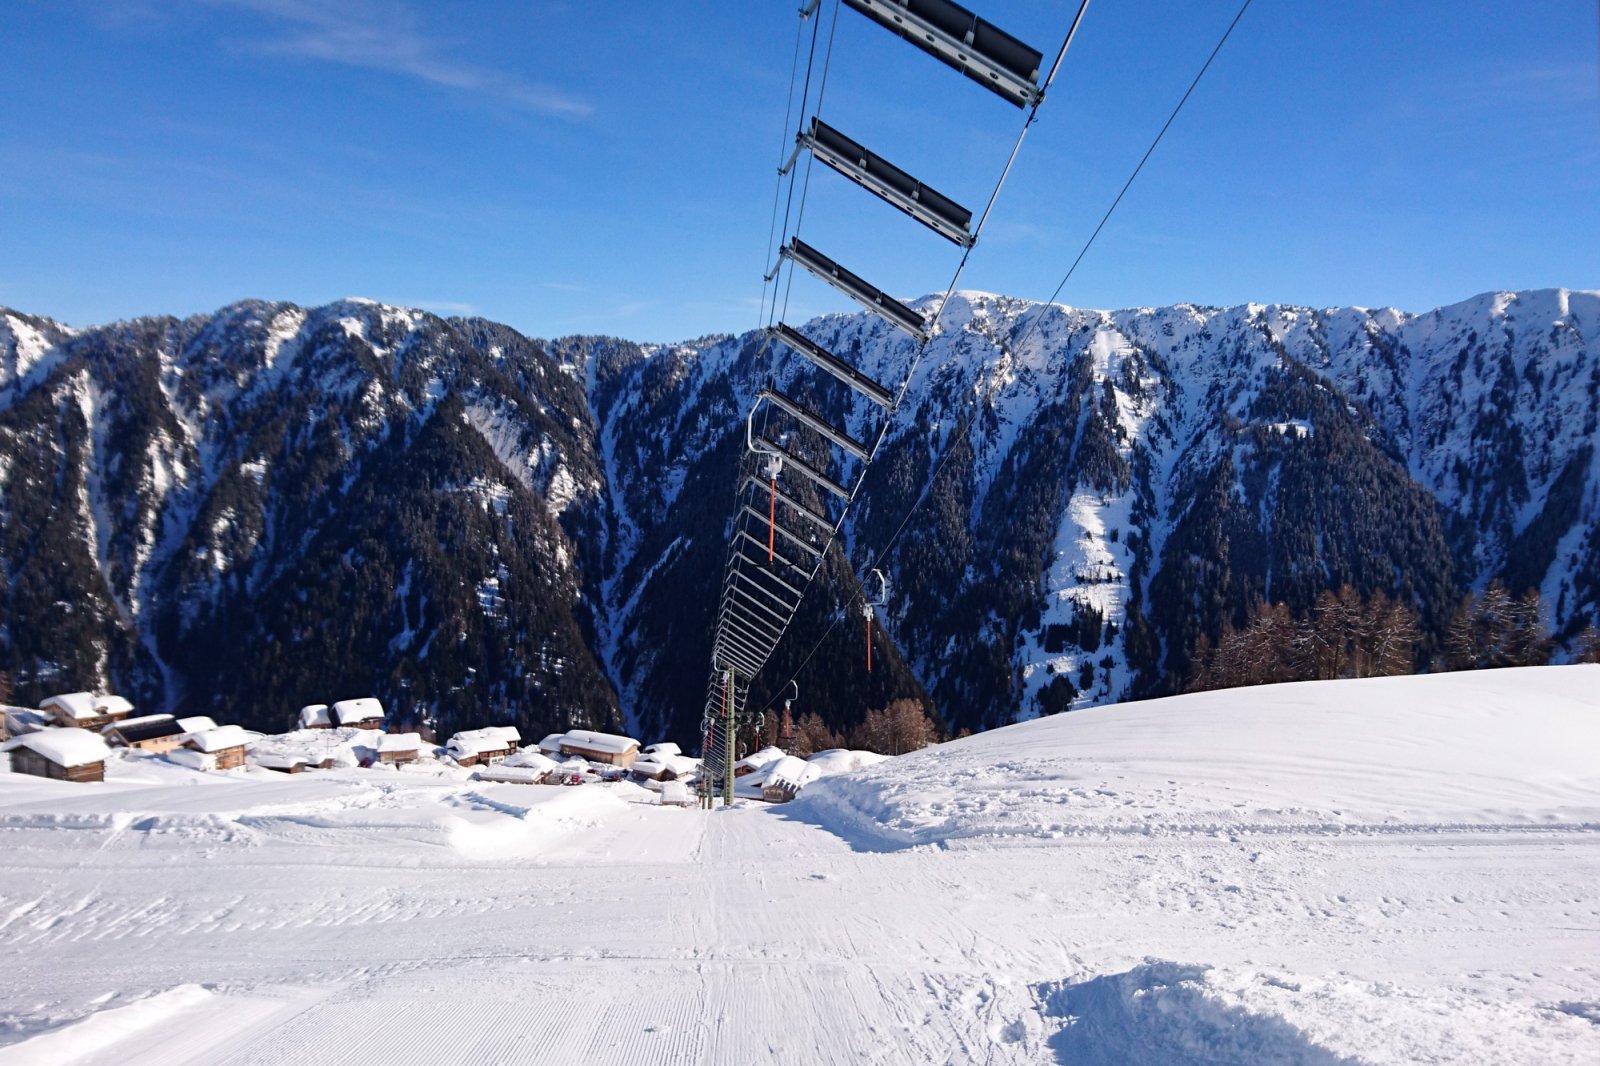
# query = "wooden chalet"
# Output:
<box><xmin>184</xmin><ymin>725</ymin><xmax>251</xmax><ymax>770</ymax></box>
<box><xmin>331</xmin><ymin>698</ymin><xmax>384</xmax><ymax>730</ymax></box>
<box><xmin>41</xmin><ymin>692</ymin><xmax>134</xmax><ymax>732</ymax></box>
<box><xmin>377</xmin><ymin>733</ymin><xmax>424</xmax><ymax>766</ymax></box>
<box><xmin>2</xmin><ymin>728</ymin><xmax>111</xmax><ymax>783</ymax></box>
<box><xmin>103</xmin><ymin>715</ymin><xmax>186</xmax><ymax>754</ymax></box>
<box><xmin>558</xmin><ymin>729</ymin><xmax>641</xmax><ymax>769</ymax></box>
<box><xmin>447</xmin><ymin>729</ymin><xmax>512</xmax><ymax>767</ymax></box>
<box><xmin>254</xmin><ymin>753</ymin><xmax>309</xmax><ymax>774</ymax></box>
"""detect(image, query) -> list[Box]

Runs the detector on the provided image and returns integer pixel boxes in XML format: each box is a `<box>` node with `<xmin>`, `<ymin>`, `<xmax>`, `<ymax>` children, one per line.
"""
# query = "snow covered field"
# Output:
<box><xmin>1</xmin><ymin>667</ymin><xmax>1597</xmax><ymax>1064</ymax></box>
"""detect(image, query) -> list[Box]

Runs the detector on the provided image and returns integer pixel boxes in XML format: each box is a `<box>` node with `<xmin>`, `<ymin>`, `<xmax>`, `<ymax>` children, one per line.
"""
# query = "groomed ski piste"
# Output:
<box><xmin>1</xmin><ymin>666</ymin><xmax>1597</xmax><ymax>1065</ymax></box>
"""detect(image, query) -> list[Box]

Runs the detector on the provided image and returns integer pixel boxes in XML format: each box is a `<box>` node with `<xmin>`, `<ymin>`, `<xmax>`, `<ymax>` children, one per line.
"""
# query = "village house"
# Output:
<box><xmin>377</xmin><ymin>733</ymin><xmax>424</xmax><ymax>766</ymax></box>
<box><xmin>176</xmin><ymin>715</ymin><xmax>218</xmax><ymax>735</ymax></box>
<box><xmin>473</xmin><ymin>751</ymin><xmax>559</xmax><ymax>785</ymax></box>
<box><xmin>558</xmin><ymin>729</ymin><xmax>641</xmax><ymax>768</ymax></box>
<box><xmin>447</xmin><ymin>729</ymin><xmax>512</xmax><ymax>767</ymax></box>
<box><xmin>42</xmin><ymin>692</ymin><xmax>135</xmax><ymax>732</ymax></box>
<box><xmin>103</xmin><ymin>714</ymin><xmax>187</xmax><ymax>754</ymax></box>
<box><xmin>2</xmin><ymin>728</ymin><xmax>112</xmax><ymax>783</ymax></box>
<box><xmin>632</xmin><ymin>752</ymin><xmax>699</xmax><ymax>782</ymax></box>
<box><xmin>734</xmin><ymin>746</ymin><xmax>786</xmax><ymax>778</ymax></box>
<box><xmin>184</xmin><ymin>725</ymin><xmax>251</xmax><ymax>770</ymax></box>
<box><xmin>298</xmin><ymin>704</ymin><xmax>334</xmax><ymax>729</ymax></box>
<box><xmin>537</xmin><ymin>733</ymin><xmax>567</xmax><ymax>758</ymax></box>
<box><xmin>331</xmin><ymin>698</ymin><xmax>384</xmax><ymax>729</ymax></box>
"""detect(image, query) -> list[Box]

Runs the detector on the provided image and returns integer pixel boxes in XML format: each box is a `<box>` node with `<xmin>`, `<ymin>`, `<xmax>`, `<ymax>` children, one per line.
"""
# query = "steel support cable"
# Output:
<box><xmin>779</xmin><ymin>0</ymin><xmax>845</xmax><ymax>329</ymax></box>
<box><xmin>747</xmin><ymin>0</ymin><xmax>1254</xmax><ymax>718</ymax></box>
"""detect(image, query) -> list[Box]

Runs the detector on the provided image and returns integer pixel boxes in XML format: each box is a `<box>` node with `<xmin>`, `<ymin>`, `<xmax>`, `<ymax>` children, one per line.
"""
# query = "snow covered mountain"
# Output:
<box><xmin>1</xmin><ymin>289</ymin><xmax>1596</xmax><ymax>740</ymax></box>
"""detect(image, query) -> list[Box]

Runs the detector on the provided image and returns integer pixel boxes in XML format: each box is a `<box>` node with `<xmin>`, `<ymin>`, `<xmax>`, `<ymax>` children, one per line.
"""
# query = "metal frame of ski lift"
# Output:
<box><xmin>702</xmin><ymin>0</ymin><xmax>1069</xmax><ymax>805</ymax></box>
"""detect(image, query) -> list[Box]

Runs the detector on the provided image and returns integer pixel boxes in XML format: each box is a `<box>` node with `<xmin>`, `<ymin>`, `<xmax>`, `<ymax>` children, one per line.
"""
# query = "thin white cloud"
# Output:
<box><xmin>206</xmin><ymin>0</ymin><xmax>592</xmax><ymax>117</ymax></box>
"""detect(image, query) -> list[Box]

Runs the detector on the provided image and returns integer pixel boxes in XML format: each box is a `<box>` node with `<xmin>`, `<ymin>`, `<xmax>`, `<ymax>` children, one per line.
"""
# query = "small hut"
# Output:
<box><xmin>537</xmin><ymin>733</ymin><xmax>567</xmax><ymax>758</ymax></box>
<box><xmin>254</xmin><ymin>752</ymin><xmax>309</xmax><ymax>774</ymax></box>
<box><xmin>761</xmin><ymin>755</ymin><xmax>813</xmax><ymax>803</ymax></box>
<box><xmin>659</xmin><ymin>780</ymin><xmax>694</xmax><ymax>807</ymax></box>
<box><xmin>331</xmin><ymin>698</ymin><xmax>385</xmax><ymax>729</ymax></box>
<box><xmin>643</xmin><ymin>742</ymin><xmax>682</xmax><ymax>758</ymax></box>
<box><xmin>103</xmin><ymin>714</ymin><xmax>186</xmax><ymax>754</ymax></box>
<box><xmin>558</xmin><ymin>729</ymin><xmax>640</xmax><ymax>768</ymax></box>
<box><xmin>184</xmin><ymin>725</ymin><xmax>251</xmax><ymax>770</ymax></box>
<box><xmin>298</xmin><ymin>704</ymin><xmax>334</xmax><ymax>730</ymax></box>
<box><xmin>474</xmin><ymin>751</ymin><xmax>558</xmax><ymax>785</ymax></box>
<box><xmin>447</xmin><ymin>729</ymin><xmax>512</xmax><ymax>767</ymax></box>
<box><xmin>2</xmin><ymin>728</ymin><xmax>111</xmax><ymax>783</ymax></box>
<box><xmin>734</xmin><ymin>746</ymin><xmax>786</xmax><ymax>778</ymax></box>
<box><xmin>377</xmin><ymin>732</ymin><xmax>424</xmax><ymax>766</ymax></box>
<box><xmin>42</xmin><ymin>692</ymin><xmax>134</xmax><ymax>732</ymax></box>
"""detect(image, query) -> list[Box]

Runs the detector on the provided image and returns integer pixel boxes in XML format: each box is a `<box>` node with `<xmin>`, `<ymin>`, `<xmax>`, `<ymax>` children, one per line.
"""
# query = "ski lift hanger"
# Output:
<box><xmin>842</xmin><ymin>0</ymin><xmax>1045</xmax><ymax>109</ymax></box>
<box><xmin>785</xmin><ymin>118</ymin><xmax>976</xmax><ymax>248</ymax></box>
<box><xmin>751</xmin><ymin>433</ymin><xmax>850</xmax><ymax>499</ymax></box>
<box><xmin>741</xmin><ymin>476</ymin><xmax>833</xmax><ymax>531</ymax></box>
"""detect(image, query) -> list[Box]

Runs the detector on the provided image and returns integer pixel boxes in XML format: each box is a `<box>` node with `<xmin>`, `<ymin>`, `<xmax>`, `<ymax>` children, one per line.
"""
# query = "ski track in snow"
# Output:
<box><xmin>0</xmin><ymin>668</ymin><xmax>1597</xmax><ymax>1064</ymax></box>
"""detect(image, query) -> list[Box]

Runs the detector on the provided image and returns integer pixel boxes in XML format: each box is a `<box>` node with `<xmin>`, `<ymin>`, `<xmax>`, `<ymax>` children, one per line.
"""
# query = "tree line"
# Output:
<box><xmin>1189</xmin><ymin>581</ymin><xmax>1599</xmax><ymax>693</ymax></box>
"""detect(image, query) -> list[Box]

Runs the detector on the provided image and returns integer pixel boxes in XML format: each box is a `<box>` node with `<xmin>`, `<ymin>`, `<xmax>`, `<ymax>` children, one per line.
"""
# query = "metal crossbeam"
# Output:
<box><xmin>797</xmin><ymin>120</ymin><xmax>975</xmax><ymax>247</ymax></box>
<box><xmin>759</xmin><ymin>383</ymin><xmax>871</xmax><ymax>460</ymax></box>
<box><xmin>752</xmin><ymin>435</ymin><xmax>850</xmax><ymax>498</ymax></box>
<box><xmin>842</xmin><ymin>0</ymin><xmax>1045</xmax><ymax>108</ymax></box>
<box><xmin>768</xmin><ymin>322</ymin><xmax>897</xmax><ymax>407</ymax></box>
<box><xmin>780</xmin><ymin>238</ymin><xmax>928</xmax><ymax>341</ymax></box>
<box><xmin>741</xmin><ymin>476</ymin><xmax>833</xmax><ymax>530</ymax></box>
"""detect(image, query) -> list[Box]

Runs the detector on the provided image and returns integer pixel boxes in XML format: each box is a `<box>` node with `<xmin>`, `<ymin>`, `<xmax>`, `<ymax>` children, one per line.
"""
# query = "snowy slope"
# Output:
<box><xmin>0</xmin><ymin>666</ymin><xmax>1595</xmax><ymax>1064</ymax></box>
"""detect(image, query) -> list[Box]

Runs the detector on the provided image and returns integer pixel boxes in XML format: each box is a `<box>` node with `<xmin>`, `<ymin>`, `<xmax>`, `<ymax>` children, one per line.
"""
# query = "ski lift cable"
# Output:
<box><xmin>747</xmin><ymin>0</ymin><xmax>1255</xmax><ymax>710</ymax></box>
<box><xmin>757</xmin><ymin>7</ymin><xmax>817</xmax><ymax>339</ymax></box>
<box><xmin>779</xmin><ymin>0</ymin><xmax>845</xmax><ymax>329</ymax></box>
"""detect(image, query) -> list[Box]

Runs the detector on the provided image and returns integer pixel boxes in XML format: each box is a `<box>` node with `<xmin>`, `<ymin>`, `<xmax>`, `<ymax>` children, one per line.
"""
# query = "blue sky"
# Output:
<box><xmin>2</xmin><ymin>1</ymin><xmax>1596</xmax><ymax>342</ymax></box>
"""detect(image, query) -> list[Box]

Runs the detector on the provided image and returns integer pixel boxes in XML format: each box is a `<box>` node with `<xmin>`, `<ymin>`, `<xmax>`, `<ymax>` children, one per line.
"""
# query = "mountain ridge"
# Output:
<box><xmin>1</xmin><ymin>287</ymin><xmax>1595</xmax><ymax>742</ymax></box>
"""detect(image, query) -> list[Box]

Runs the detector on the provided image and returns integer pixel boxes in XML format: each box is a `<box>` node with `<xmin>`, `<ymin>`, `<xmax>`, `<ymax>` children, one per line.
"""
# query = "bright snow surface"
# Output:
<box><xmin>0</xmin><ymin>666</ymin><xmax>1596</xmax><ymax>1064</ymax></box>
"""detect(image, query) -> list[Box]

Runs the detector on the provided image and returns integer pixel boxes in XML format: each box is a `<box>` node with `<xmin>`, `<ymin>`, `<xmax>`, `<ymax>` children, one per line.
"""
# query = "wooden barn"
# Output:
<box><xmin>558</xmin><ymin>729</ymin><xmax>641</xmax><ymax>768</ymax></box>
<box><xmin>331</xmin><ymin>698</ymin><xmax>384</xmax><ymax>730</ymax></box>
<box><xmin>184</xmin><ymin>725</ymin><xmax>251</xmax><ymax>770</ymax></box>
<box><xmin>377</xmin><ymin>733</ymin><xmax>424</xmax><ymax>766</ymax></box>
<box><xmin>447</xmin><ymin>729</ymin><xmax>512</xmax><ymax>767</ymax></box>
<box><xmin>103</xmin><ymin>715</ymin><xmax>186</xmax><ymax>754</ymax></box>
<box><xmin>761</xmin><ymin>756</ymin><xmax>812</xmax><ymax>804</ymax></box>
<box><xmin>2</xmin><ymin>728</ymin><xmax>111</xmax><ymax>783</ymax></box>
<box><xmin>42</xmin><ymin>692</ymin><xmax>134</xmax><ymax>732</ymax></box>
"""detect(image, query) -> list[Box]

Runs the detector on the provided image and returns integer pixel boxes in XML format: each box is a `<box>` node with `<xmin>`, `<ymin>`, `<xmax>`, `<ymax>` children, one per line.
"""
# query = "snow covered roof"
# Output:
<box><xmin>735</xmin><ymin>746</ymin><xmax>786</xmax><ymax>772</ymax></box>
<box><xmin>644</xmin><ymin>742</ymin><xmax>681</xmax><ymax>757</ymax></box>
<box><xmin>482</xmin><ymin>725</ymin><xmax>521</xmax><ymax>744</ymax></box>
<box><xmin>378</xmin><ymin>732</ymin><xmax>423</xmax><ymax>753</ymax></box>
<box><xmin>503</xmin><ymin>751</ymin><xmax>558</xmax><ymax>773</ymax></box>
<box><xmin>4</xmin><ymin>707</ymin><xmax>51</xmax><ymax>735</ymax></box>
<box><xmin>634</xmin><ymin>753</ymin><xmax>700</xmax><ymax>778</ymax></box>
<box><xmin>2</xmin><ymin>727</ymin><xmax>111</xmax><ymax>767</ymax></box>
<box><xmin>560</xmin><ymin>729</ymin><xmax>639</xmax><ymax>755</ymax></box>
<box><xmin>176</xmin><ymin>716</ymin><xmax>218</xmax><ymax>734</ymax></box>
<box><xmin>331</xmin><ymin>698</ymin><xmax>384</xmax><ymax>725</ymax></box>
<box><xmin>187</xmin><ymin>725</ymin><xmax>251</xmax><ymax>753</ymax></box>
<box><xmin>537</xmin><ymin>732</ymin><xmax>567</xmax><ymax>752</ymax></box>
<box><xmin>166</xmin><ymin>748</ymin><xmax>214</xmax><ymax>771</ymax></box>
<box><xmin>448</xmin><ymin>729</ymin><xmax>512</xmax><ymax>757</ymax></box>
<box><xmin>298</xmin><ymin>704</ymin><xmax>333</xmax><ymax>728</ymax></box>
<box><xmin>107</xmin><ymin>716</ymin><xmax>184</xmax><ymax>744</ymax></box>
<box><xmin>96</xmin><ymin>695</ymin><xmax>134</xmax><ymax>717</ymax></box>
<box><xmin>253</xmin><ymin>752</ymin><xmax>308</xmax><ymax>770</ymax></box>
<box><xmin>764</xmin><ymin>756</ymin><xmax>817</xmax><ymax>791</ymax></box>
<box><xmin>40</xmin><ymin>692</ymin><xmax>97</xmax><ymax>721</ymax></box>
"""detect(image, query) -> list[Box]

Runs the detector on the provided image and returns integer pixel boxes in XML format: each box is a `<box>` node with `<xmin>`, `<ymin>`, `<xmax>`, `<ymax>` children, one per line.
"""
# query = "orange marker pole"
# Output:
<box><xmin>866</xmin><ymin>610</ymin><xmax>873</xmax><ymax>673</ymax></box>
<box><xmin>768</xmin><ymin>478</ymin><xmax>776</xmax><ymax>562</ymax></box>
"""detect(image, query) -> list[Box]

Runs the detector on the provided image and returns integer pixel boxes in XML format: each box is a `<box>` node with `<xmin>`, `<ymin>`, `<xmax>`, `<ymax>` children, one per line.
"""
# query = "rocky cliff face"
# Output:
<box><xmin>2</xmin><ymin>289</ymin><xmax>1595</xmax><ymax>741</ymax></box>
